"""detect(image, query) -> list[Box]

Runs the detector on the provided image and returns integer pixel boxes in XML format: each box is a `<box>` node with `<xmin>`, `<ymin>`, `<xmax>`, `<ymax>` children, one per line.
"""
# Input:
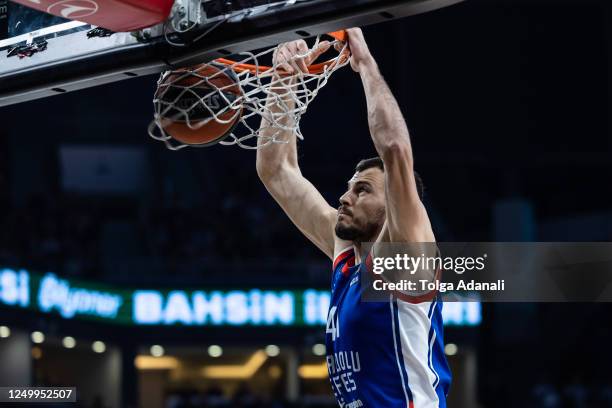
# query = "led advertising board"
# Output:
<box><xmin>0</xmin><ymin>268</ymin><xmax>481</xmax><ymax>327</ymax></box>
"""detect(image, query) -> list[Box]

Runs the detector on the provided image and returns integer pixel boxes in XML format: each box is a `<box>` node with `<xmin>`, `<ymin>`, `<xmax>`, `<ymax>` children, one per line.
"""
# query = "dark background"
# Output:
<box><xmin>0</xmin><ymin>0</ymin><xmax>611</xmax><ymax>407</ymax></box>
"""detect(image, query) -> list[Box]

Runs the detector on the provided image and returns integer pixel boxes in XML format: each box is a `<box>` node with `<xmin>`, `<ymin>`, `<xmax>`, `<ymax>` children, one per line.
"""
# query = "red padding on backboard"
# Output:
<box><xmin>12</xmin><ymin>0</ymin><xmax>174</xmax><ymax>31</ymax></box>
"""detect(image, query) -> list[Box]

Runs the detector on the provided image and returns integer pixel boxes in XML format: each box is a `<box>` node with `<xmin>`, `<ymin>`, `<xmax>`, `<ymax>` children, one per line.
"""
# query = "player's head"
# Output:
<box><xmin>335</xmin><ymin>157</ymin><xmax>424</xmax><ymax>243</ymax></box>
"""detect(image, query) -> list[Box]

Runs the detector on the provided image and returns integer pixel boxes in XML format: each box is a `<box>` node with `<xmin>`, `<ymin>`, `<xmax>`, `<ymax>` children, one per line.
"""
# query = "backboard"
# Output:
<box><xmin>0</xmin><ymin>0</ymin><xmax>465</xmax><ymax>107</ymax></box>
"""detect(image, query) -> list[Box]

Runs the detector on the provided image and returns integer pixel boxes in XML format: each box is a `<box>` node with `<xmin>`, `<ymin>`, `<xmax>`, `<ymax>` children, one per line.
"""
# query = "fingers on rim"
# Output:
<box><xmin>298</xmin><ymin>58</ymin><xmax>309</xmax><ymax>73</ymax></box>
<box><xmin>278</xmin><ymin>59</ymin><xmax>294</xmax><ymax>74</ymax></box>
<box><xmin>313</xmin><ymin>41</ymin><xmax>331</xmax><ymax>57</ymax></box>
<box><xmin>276</xmin><ymin>36</ymin><xmax>344</xmax><ymax>75</ymax></box>
<box><xmin>281</xmin><ymin>42</ymin><xmax>307</xmax><ymax>74</ymax></box>
<box><xmin>318</xmin><ymin>41</ymin><xmax>332</xmax><ymax>54</ymax></box>
<box><xmin>291</xmin><ymin>59</ymin><xmax>305</xmax><ymax>74</ymax></box>
<box><xmin>278</xmin><ymin>48</ymin><xmax>295</xmax><ymax>73</ymax></box>
<box><xmin>297</xmin><ymin>41</ymin><xmax>309</xmax><ymax>53</ymax></box>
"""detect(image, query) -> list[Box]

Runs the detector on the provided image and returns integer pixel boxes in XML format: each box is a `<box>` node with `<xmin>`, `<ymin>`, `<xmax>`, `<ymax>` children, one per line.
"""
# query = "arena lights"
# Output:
<box><xmin>202</xmin><ymin>350</ymin><xmax>267</xmax><ymax>379</ymax></box>
<box><xmin>208</xmin><ymin>345</ymin><xmax>223</xmax><ymax>358</ymax></box>
<box><xmin>444</xmin><ymin>343</ymin><xmax>458</xmax><ymax>356</ymax></box>
<box><xmin>298</xmin><ymin>362</ymin><xmax>328</xmax><ymax>379</ymax></box>
<box><xmin>0</xmin><ymin>326</ymin><xmax>10</xmax><ymax>338</ymax></box>
<box><xmin>135</xmin><ymin>356</ymin><xmax>179</xmax><ymax>370</ymax></box>
<box><xmin>62</xmin><ymin>336</ymin><xmax>76</xmax><ymax>349</ymax></box>
<box><xmin>150</xmin><ymin>345</ymin><xmax>165</xmax><ymax>357</ymax></box>
<box><xmin>31</xmin><ymin>331</ymin><xmax>45</xmax><ymax>344</ymax></box>
<box><xmin>312</xmin><ymin>343</ymin><xmax>326</xmax><ymax>356</ymax></box>
<box><xmin>31</xmin><ymin>346</ymin><xmax>43</xmax><ymax>360</ymax></box>
<box><xmin>265</xmin><ymin>345</ymin><xmax>280</xmax><ymax>357</ymax></box>
<box><xmin>92</xmin><ymin>341</ymin><xmax>106</xmax><ymax>353</ymax></box>
<box><xmin>268</xmin><ymin>366</ymin><xmax>282</xmax><ymax>379</ymax></box>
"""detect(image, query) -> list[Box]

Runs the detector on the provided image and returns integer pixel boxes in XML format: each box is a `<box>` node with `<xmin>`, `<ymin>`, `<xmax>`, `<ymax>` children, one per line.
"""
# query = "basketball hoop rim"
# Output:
<box><xmin>213</xmin><ymin>31</ymin><xmax>349</xmax><ymax>76</ymax></box>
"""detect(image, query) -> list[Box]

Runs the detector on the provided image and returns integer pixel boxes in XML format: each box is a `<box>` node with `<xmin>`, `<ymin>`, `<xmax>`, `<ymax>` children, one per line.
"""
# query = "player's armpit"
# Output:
<box><xmin>259</xmin><ymin>163</ymin><xmax>337</xmax><ymax>259</ymax></box>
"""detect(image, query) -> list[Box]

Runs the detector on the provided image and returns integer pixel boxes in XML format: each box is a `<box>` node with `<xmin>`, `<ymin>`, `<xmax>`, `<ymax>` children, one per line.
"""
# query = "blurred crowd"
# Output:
<box><xmin>529</xmin><ymin>381</ymin><xmax>612</xmax><ymax>408</ymax></box>
<box><xmin>141</xmin><ymin>190</ymin><xmax>314</xmax><ymax>261</ymax></box>
<box><xmin>0</xmin><ymin>193</ymin><xmax>101</xmax><ymax>277</ymax></box>
<box><xmin>0</xmin><ymin>189</ymin><xmax>322</xmax><ymax>281</ymax></box>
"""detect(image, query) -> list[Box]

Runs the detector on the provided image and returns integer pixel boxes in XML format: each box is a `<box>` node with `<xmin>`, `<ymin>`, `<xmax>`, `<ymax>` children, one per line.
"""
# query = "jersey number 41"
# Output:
<box><xmin>326</xmin><ymin>306</ymin><xmax>340</xmax><ymax>341</ymax></box>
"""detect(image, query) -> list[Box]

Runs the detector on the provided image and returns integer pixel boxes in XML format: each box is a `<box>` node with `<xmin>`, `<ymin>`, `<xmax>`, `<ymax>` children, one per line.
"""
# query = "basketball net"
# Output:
<box><xmin>147</xmin><ymin>33</ymin><xmax>350</xmax><ymax>150</ymax></box>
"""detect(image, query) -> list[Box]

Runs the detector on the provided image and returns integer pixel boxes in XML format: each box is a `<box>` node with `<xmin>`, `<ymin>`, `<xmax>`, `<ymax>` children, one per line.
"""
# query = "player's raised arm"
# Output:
<box><xmin>256</xmin><ymin>39</ymin><xmax>339</xmax><ymax>259</ymax></box>
<box><xmin>347</xmin><ymin>28</ymin><xmax>434</xmax><ymax>243</ymax></box>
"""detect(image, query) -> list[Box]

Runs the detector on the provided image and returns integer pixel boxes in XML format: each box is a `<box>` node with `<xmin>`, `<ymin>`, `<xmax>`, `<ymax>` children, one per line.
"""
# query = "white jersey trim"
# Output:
<box><xmin>396</xmin><ymin>299</ymin><xmax>441</xmax><ymax>408</ymax></box>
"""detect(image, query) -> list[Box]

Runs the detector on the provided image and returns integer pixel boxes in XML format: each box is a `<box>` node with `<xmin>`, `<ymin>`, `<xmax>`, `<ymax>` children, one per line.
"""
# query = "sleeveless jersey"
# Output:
<box><xmin>325</xmin><ymin>247</ymin><xmax>451</xmax><ymax>408</ymax></box>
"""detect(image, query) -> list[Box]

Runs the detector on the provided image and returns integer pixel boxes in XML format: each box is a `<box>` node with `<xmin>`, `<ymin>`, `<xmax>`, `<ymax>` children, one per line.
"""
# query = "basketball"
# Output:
<box><xmin>155</xmin><ymin>62</ymin><xmax>243</xmax><ymax>146</ymax></box>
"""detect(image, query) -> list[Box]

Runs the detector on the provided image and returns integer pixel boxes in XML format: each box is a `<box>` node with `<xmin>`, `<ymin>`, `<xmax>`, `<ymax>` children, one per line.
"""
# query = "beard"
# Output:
<box><xmin>335</xmin><ymin>223</ymin><xmax>377</xmax><ymax>242</ymax></box>
<box><xmin>334</xmin><ymin>209</ymin><xmax>385</xmax><ymax>243</ymax></box>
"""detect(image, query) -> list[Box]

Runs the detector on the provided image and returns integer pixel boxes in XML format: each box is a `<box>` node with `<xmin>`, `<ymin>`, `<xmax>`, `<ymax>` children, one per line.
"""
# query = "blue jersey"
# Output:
<box><xmin>325</xmin><ymin>247</ymin><xmax>451</xmax><ymax>408</ymax></box>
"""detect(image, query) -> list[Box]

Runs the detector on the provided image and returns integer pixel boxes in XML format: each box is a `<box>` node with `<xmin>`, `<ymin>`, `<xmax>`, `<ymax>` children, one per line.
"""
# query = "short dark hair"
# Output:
<box><xmin>355</xmin><ymin>157</ymin><xmax>425</xmax><ymax>200</ymax></box>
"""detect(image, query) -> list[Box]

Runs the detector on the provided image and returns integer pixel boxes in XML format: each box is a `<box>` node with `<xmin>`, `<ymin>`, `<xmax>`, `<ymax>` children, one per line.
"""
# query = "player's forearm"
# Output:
<box><xmin>359</xmin><ymin>60</ymin><xmax>414</xmax><ymax>166</ymax></box>
<box><xmin>256</xmin><ymin>85</ymin><xmax>300</xmax><ymax>180</ymax></box>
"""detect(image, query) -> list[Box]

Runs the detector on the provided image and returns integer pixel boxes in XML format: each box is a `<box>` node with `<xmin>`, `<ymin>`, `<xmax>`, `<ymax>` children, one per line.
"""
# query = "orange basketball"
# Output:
<box><xmin>156</xmin><ymin>63</ymin><xmax>243</xmax><ymax>146</ymax></box>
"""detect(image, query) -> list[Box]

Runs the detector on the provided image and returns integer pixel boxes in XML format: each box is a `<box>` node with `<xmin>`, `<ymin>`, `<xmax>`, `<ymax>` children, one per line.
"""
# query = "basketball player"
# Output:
<box><xmin>256</xmin><ymin>28</ymin><xmax>451</xmax><ymax>407</ymax></box>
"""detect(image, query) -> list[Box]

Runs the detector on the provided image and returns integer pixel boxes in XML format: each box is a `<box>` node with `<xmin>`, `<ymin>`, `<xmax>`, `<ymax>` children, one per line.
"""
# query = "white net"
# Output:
<box><xmin>147</xmin><ymin>34</ymin><xmax>350</xmax><ymax>150</ymax></box>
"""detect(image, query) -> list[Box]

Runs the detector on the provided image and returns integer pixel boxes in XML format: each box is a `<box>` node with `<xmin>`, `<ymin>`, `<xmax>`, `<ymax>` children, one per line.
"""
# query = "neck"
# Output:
<box><xmin>352</xmin><ymin>223</ymin><xmax>384</xmax><ymax>264</ymax></box>
<box><xmin>352</xmin><ymin>242</ymin><xmax>362</xmax><ymax>264</ymax></box>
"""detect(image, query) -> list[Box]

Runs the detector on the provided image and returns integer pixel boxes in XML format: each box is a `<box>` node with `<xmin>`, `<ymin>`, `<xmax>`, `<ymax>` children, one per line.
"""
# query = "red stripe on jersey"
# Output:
<box><xmin>341</xmin><ymin>255</ymin><xmax>356</xmax><ymax>275</ymax></box>
<box><xmin>333</xmin><ymin>248</ymin><xmax>354</xmax><ymax>270</ymax></box>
